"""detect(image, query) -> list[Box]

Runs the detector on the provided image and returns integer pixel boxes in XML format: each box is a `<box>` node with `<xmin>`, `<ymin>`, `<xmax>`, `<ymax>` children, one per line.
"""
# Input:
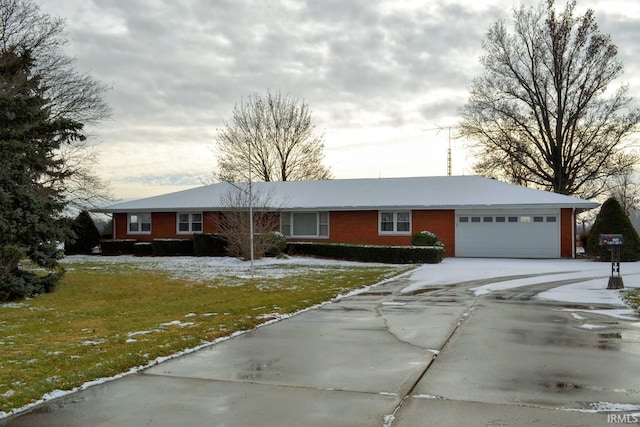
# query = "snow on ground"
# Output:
<box><xmin>60</xmin><ymin>255</ymin><xmax>640</xmax><ymax>313</ymax></box>
<box><xmin>2</xmin><ymin>255</ymin><xmax>638</xmax><ymax>419</ymax></box>
<box><xmin>401</xmin><ymin>257</ymin><xmax>640</xmax><ymax>320</ymax></box>
<box><xmin>60</xmin><ymin>254</ymin><xmax>400</xmax><ymax>282</ymax></box>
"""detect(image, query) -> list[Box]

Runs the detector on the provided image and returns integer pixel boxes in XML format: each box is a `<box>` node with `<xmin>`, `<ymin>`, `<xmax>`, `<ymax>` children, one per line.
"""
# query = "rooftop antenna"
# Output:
<box><xmin>423</xmin><ymin>125</ymin><xmax>453</xmax><ymax>176</ymax></box>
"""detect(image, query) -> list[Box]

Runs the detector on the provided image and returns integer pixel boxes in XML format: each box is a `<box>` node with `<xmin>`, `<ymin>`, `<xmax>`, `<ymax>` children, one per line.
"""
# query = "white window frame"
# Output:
<box><xmin>280</xmin><ymin>212</ymin><xmax>329</xmax><ymax>238</ymax></box>
<box><xmin>128</xmin><ymin>213</ymin><xmax>151</xmax><ymax>235</ymax></box>
<box><xmin>379</xmin><ymin>211</ymin><xmax>412</xmax><ymax>235</ymax></box>
<box><xmin>177</xmin><ymin>212</ymin><xmax>203</xmax><ymax>234</ymax></box>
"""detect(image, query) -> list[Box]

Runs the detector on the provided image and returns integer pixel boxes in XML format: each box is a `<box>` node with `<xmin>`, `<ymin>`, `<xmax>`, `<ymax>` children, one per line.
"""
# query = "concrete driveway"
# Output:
<box><xmin>3</xmin><ymin>263</ymin><xmax>640</xmax><ymax>427</ymax></box>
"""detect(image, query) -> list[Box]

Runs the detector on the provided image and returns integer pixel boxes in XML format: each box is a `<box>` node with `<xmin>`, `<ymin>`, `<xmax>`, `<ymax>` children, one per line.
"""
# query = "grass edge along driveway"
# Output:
<box><xmin>0</xmin><ymin>256</ymin><xmax>413</xmax><ymax>415</ymax></box>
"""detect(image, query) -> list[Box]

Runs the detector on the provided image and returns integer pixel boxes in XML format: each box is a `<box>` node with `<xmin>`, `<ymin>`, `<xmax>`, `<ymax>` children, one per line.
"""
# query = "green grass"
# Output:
<box><xmin>0</xmin><ymin>258</ymin><xmax>411</xmax><ymax>414</ymax></box>
<box><xmin>623</xmin><ymin>288</ymin><xmax>640</xmax><ymax>311</ymax></box>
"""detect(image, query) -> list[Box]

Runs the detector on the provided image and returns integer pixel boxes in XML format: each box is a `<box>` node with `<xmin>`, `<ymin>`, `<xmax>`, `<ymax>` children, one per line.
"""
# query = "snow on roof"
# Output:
<box><xmin>95</xmin><ymin>176</ymin><xmax>599</xmax><ymax>213</ymax></box>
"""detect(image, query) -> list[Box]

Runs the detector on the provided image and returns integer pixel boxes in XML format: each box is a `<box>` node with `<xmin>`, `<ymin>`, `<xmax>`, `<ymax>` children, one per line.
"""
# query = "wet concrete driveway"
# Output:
<box><xmin>3</xmin><ymin>267</ymin><xmax>640</xmax><ymax>426</ymax></box>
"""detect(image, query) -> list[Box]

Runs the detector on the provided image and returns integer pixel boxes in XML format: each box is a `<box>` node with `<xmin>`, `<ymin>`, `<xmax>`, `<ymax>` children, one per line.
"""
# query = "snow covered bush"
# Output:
<box><xmin>411</xmin><ymin>230</ymin><xmax>444</xmax><ymax>248</ymax></box>
<box><xmin>266</xmin><ymin>231</ymin><xmax>287</xmax><ymax>256</ymax></box>
<box><xmin>134</xmin><ymin>242</ymin><xmax>153</xmax><ymax>257</ymax></box>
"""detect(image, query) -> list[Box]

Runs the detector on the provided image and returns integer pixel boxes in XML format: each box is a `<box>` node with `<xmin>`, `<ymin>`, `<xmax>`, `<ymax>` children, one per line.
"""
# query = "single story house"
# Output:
<box><xmin>95</xmin><ymin>176</ymin><xmax>599</xmax><ymax>259</ymax></box>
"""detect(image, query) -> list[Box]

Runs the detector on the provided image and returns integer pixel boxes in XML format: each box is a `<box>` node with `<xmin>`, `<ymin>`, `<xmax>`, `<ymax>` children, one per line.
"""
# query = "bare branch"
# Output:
<box><xmin>459</xmin><ymin>0</ymin><xmax>640</xmax><ymax>199</ymax></box>
<box><xmin>215</xmin><ymin>89</ymin><xmax>332</xmax><ymax>183</ymax></box>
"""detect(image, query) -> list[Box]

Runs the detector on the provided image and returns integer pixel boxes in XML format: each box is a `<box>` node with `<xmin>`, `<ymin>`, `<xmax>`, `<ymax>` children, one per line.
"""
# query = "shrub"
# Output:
<box><xmin>287</xmin><ymin>242</ymin><xmax>444</xmax><ymax>264</ymax></box>
<box><xmin>411</xmin><ymin>230</ymin><xmax>444</xmax><ymax>248</ymax></box>
<box><xmin>134</xmin><ymin>242</ymin><xmax>153</xmax><ymax>257</ymax></box>
<box><xmin>0</xmin><ymin>270</ymin><xmax>60</xmax><ymax>303</ymax></box>
<box><xmin>193</xmin><ymin>233</ymin><xmax>227</xmax><ymax>257</ymax></box>
<box><xmin>266</xmin><ymin>231</ymin><xmax>287</xmax><ymax>256</ymax></box>
<box><xmin>65</xmin><ymin>210</ymin><xmax>102</xmax><ymax>255</ymax></box>
<box><xmin>100</xmin><ymin>239</ymin><xmax>137</xmax><ymax>256</ymax></box>
<box><xmin>586</xmin><ymin>198</ymin><xmax>640</xmax><ymax>262</ymax></box>
<box><xmin>151</xmin><ymin>239</ymin><xmax>194</xmax><ymax>256</ymax></box>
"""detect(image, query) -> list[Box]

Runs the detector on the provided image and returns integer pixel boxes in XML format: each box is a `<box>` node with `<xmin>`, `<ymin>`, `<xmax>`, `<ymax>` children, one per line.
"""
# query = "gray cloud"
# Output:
<box><xmin>38</xmin><ymin>0</ymin><xmax>640</xmax><ymax>198</ymax></box>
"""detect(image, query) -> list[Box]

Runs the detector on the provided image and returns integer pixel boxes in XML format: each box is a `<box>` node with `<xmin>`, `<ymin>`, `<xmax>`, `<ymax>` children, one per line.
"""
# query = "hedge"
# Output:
<box><xmin>100</xmin><ymin>239</ymin><xmax>137</xmax><ymax>256</ymax></box>
<box><xmin>193</xmin><ymin>233</ymin><xmax>227</xmax><ymax>257</ymax></box>
<box><xmin>134</xmin><ymin>242</ymin><xmax>153</xmax><ymax>257</ymax></box>
<box><xmin>151</xmin><ymin>239</ymin><xmax>194</xmax><ymax>256</ymax></box>
<box><xmin>287</xmin><ymin>242</ymin><xmax>444</xmax><ymax>264</ymax></box>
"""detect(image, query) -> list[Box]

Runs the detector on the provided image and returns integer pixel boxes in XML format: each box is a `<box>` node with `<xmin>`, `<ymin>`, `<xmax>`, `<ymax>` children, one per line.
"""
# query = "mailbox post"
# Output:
<box><xmin>599</xmin><ymin>234</ymin><xmax>624</xmax><ymax>289</ymax></box>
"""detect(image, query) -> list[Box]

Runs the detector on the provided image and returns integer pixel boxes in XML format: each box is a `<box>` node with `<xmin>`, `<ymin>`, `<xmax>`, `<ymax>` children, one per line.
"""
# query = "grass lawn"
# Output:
<box><xmin>624</xmin><ymin>288</ymin><xmax>640</xmax><ymax>311</ymax></box>
<box><xmin>0</xmin><ymin>256</ymin><xmax>412</xmax><ymax>415</ymax></box>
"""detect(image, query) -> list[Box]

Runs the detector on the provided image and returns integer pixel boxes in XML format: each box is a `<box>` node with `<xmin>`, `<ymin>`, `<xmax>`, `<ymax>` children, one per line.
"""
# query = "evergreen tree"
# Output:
<box><xmin>0</xmin><ymin>47</ymin><xmax>84</xmax><ymax>301</ymax></box>
<box><xmin>586</xmin><ymin>198</ymin><xmax>640</xmax><ymax>262</ymax></box>
<box><xmin>65</xmin><ymin>210</ymin><xmax>101</xmax><ymax>255</ymax></box>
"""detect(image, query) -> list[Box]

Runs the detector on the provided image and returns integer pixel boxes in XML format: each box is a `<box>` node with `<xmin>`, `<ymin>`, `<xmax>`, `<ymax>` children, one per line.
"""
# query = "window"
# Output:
<box><xmin>129</xmin><ymin>213</ymin><xmax>151</xmax><ymax>234</ymax></box>
<box><xmin>379</xmin><ymin>211</ymin><xmax>411</xmax><ymax>234</ymax></box>
<box><xmin>508</xmin><ymin>216</ymin><xmax>518</xmax><ymax>223</ymax></box>
<box><xmin>177</xmin><ymin>213</ymin><xmax>203</xmax><ymax>233</ymax></box>
<box><xmin>520</xmin><ymin>216</ymin><xmax>532</xmax><ymax>223</ymax></box>
<box><xmin>533</xmin><ymin>216</ymin><xmax>544</xmax><ymax>223</ymax></box>
<box><xmin>281</xmin><ymin>212</ymin><xmax>329</xmax><ymax>238</ymax></box>
<box><xmin>459</xmin><ymin>217</ymin><xmax>469</xmax><ymax>223</ymax></box>
<box><xmin>546</xmin><ymin>216</ymin><xmax>557</xmax><ymax>223</ymax></box>
<box><xmin>483</xmin><ymin>217</ymin><xmax>493</xmax><ymax>223</ymax></box>
<box><xmin>471</xmin><ymin>216</ymin><xmax>481</xmax><ymax>223</ymax></box>
<box><xmin>496</xmin><ymin>216</ymin><xmax>506</xmax><ymax>223</ymax></box>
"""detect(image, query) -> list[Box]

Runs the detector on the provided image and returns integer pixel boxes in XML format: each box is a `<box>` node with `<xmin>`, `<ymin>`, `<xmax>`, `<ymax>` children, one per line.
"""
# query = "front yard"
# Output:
<box><xmin>0</xmin><ymin>256</ymin><xmax>411</xmax><ymax>415</ymax></box>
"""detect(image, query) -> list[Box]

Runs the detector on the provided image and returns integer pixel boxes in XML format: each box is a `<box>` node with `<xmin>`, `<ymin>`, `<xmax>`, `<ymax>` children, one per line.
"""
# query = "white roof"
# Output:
<box><xmin>96</xmin><ymin>176</ymin><xmax>599</xmax><ymax>213</ymax></box>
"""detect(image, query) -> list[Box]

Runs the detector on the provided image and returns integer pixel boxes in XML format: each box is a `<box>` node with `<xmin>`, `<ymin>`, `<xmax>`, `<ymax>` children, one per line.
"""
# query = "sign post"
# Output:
<box><xmin>599</xmin><ymin>234</ymin><xmax>624</xmax><ymax>289</ymax></box>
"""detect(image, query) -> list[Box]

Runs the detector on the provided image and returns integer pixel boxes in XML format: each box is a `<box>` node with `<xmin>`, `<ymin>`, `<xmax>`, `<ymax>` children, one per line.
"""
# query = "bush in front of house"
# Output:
<box><xmin>287</xmin><ymin>242</ymin><xmax>444</xmax><ymax>264</ymax></box>
<box><xmin>65</xmin><ymin>210</ymin><xmax>102</xmax><ymax>255</ymax></box>
<box><xmin>586</xmin><ymin>197</ymin><xmax>640</xmax><ymax>262</ymax></box>
<box><xmin>100</xmin><ymin>239</ymin><xmax>137</xmax><ymax>256</ymax></box>
<box><xmin>193</xmin><ymin>233</ymin><xmax>227</xmax><ymax>257</ymax></box>
<box><xmin>134</xmin><ymin>242</ymin><xmax>153</xmax><ymax>257</ymax></box>
<box><xmin>411</xmin><ymin>230</ymin><xmax>444</xmax><ymax>248</ymax></box>
<box><xmin>151</xmin><ymin>239</ymin><xmax>194</xmax><ymax>256</ymax></box>
<box><xmin>266</xmin><ymin>231</ymin><xmax>287</xmax><ymax>256</ymax></box>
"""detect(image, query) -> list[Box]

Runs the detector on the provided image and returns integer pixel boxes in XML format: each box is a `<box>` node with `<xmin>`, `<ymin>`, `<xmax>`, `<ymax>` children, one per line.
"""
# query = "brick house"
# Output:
<box><xmin>95</xmin><ymin>176</ymin><xmax>598</xmax><ymax>258</ymax></box>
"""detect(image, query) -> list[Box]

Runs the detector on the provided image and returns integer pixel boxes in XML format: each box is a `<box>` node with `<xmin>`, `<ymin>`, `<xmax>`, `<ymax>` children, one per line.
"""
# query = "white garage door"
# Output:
<box><xmin>455</xmin><ymin>211</ymin><xmax>560</xmax><ymax>258</ymax></box>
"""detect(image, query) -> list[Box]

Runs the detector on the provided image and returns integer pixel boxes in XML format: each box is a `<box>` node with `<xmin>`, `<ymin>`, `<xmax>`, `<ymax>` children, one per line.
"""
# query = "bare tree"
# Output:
<box><xmin>0</xmin><ymin>0</ymin><xmax>111</xmax><ymax>208</ymax></box>
<box><xmin>217</xmin><ymin>184</ymin><xmax>281</xmax><ymax>260</ymax></box>
<box><xmin>608</xmin><ymin>170</ymin><xmax>640</xmax><ymax>215</ymax></box>
<box><xmin>215</xmin><ymin>90</ymin><xmax>332</xmax><ymax>183</ymax></box>
<box><xmin>459</xmin><ymin>0</ymin><xmax>640</xmax><ymax>199</ymax></box>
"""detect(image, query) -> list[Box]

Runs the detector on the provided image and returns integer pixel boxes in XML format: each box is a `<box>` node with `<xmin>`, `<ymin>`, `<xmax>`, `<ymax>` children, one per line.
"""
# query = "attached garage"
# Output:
<box><xmin>455</xmin><ymin>209</ymin><xmax>561</xmax><ymax>258</ymax></box>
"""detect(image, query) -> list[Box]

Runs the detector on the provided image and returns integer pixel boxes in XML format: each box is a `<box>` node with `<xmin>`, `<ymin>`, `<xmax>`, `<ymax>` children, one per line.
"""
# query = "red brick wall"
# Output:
<box><xmin>287</xmin><ymin>210</ymin><xmax>455</xmax><ymax>257</ymax></box>
<box><xmin>113</xmin><ymin>209</ymin><xmax>456</xmax><ymax>256</ymax></box>
<box><xmin>560</xmin><ymin>208</ymin><xmax>574</xmax><ymax>258</ymax></box>
<box><xmin>113</xmin><ymin>211</ymin><xmax>263</xmax><ymax>240</ymax></box>
<box><xmin>113</xmin><ymin>213</ymin><xmax>127</xmax><ymax>239</ymax></box>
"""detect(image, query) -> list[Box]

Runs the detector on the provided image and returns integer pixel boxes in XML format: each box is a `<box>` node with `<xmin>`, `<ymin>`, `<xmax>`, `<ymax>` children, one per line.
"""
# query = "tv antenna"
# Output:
<box><xmin>423</xmin><ymin>125</ymin><xmax>454</xmax><ymax>176</ymax></box>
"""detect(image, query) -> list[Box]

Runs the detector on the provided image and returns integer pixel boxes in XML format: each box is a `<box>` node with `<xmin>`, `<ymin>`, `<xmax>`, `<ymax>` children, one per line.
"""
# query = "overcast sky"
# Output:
<box><xmin>39</xmin><ymin>0</ymin><xmax>640</xmax><ymax>201</ymax></box>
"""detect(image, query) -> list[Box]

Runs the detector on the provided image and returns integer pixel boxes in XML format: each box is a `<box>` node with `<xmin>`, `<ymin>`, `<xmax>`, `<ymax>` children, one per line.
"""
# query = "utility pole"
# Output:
<box><xmin>248</xmin><ymin>139</ymin><xmax>254</xmax><ymax>277</ymax></box>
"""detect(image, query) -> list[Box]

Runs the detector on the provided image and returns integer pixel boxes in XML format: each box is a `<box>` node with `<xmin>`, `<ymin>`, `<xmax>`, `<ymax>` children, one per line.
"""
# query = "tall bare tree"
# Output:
<box><xmin>215</xmin><ymin>90</ymin><xmax>332</xmax><ymax>183</ymax></box>
<box><xmin>216</xmin><ymin>184</ymin><xmax>281</xmax><ymax>260</ymax></box>
<box><xmin>0</xmin><ymin>0</ymin><xmax>111</xmax><ymax>208</ymax></box>
<box><xmin>459</xmin><ymin>0</ymin><xmax>640</xmax><ymax>199</ymax></box>
<box><xmin>608</xmin><ymin>170</ymin><xmax>640</xmax><ymax>216</ymax></box>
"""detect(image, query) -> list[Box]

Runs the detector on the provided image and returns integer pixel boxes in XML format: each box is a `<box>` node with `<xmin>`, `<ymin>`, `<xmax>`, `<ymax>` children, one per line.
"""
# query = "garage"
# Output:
<box><xmin>455</xmin><ymin>210</ymin><xmax>561</xmax><ymax>258</ymax></box>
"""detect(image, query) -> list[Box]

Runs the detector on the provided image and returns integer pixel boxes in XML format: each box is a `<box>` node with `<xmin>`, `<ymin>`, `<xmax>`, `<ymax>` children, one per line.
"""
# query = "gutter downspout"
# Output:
<box><xmin>572</xmin><ymin>207</ymin><xmax>576</xmax><ymax>259</ymax></box>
